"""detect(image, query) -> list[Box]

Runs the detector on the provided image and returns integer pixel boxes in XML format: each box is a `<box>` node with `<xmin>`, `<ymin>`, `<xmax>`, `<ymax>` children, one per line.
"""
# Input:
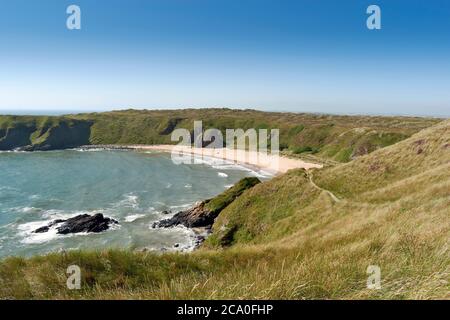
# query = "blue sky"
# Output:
<box><xmin>0</xmin><ymin>0</ymin><xmax>449</xmax><ymax>116</ymax></box>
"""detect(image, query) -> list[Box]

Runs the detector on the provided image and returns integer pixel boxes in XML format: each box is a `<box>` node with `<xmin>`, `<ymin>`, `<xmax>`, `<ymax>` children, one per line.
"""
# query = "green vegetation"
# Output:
<box><xmin>0</xmin><ymin>116</ymin><xmax>92</xmax><ymax>151</ymax></box>
<box><xmin>209</xmin><ymin>119</ymin><xmax>450</xmax><ymax>246</ymax></box>
<box><xmin>204</xmin><ymin>177</ymin><xmax>261</xmax><ymax>214</ymax></box>
<box><xmin>0</xmin><ymin>109</ymin><xmax>440</xmax><ymax>162</ymax></box>
<box><xmin>0</xmin><ymin>112</ymin><xmax>448</xmax><ymax>300</ymax></box>
<box><xmin>292</xmin><ymin>146</ymin><xmax>318</xmax><ymax>154</ymax></box>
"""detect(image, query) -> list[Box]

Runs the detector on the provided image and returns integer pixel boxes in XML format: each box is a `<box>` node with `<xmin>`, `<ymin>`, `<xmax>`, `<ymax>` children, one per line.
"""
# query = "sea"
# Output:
<box><xmin>0</xmin><ymin>149</ymin><xmax>269</xmax><ymax>257</ymax></box>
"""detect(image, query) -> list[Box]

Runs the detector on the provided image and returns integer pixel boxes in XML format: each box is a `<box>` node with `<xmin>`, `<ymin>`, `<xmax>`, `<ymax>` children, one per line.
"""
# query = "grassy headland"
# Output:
<box><xmin>0</xmin><ymin>111</ymin><xmax>448</xmax><ymax>299</ymax></box>
<box><xmin>0</xmin><ymin>109</ymin><xmax>440</xmax><ymax>162</ymax></box>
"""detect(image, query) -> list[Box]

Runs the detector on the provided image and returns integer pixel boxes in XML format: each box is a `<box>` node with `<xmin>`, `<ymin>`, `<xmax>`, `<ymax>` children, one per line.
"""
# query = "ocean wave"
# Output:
<box><xmin>71</xmin><ymin>147</ymin><xmax>132</xmax><ymax>152</ymax></box>
<box><xmin>40</xmin><ymin>209</ymin><xmax>93</xmax><ymax>220</ymax></box>
<box><xmin>17</xmin><ymin>220</ymin><xmax>60</xmax><ymax>244</ymax></box>
<box><xmin>169</xmin><ymin>203</ymin><xmax>193</xmax><ymax>211</ymax></box>
<box><xmin>192</xmin><ymin>154</ymin><xmax>274</xmax><ymax>178</ymax></box>
<box><xmin>0</xmin><ymin>150</ymin><xmax>27</xmax><ymax>154</ymax></box>
<box><xmin>218</xmin><ymin>172</ymin><xmax>228</xmax><ymax>178</ymax></box>
<box><xmin>14</xmin><ymin>206</ymin><xmax>42</xmax><ymax>214</ymax></box>
<box><xmin>72</xmin><ymin>148</ymin><xmax>109</xmax><ymax>152</ymax></box>
<box><xmin>190</xmin><ymin>155</ymin><xmax>231</xmax><ymax>167</ymax></box>
<box><xmin>124</xmin><ymin>214</ymin><xmax>146</xmax><ymax>222</ymax></box>
<box><xmin>115</xmin><ymin>193</ymin><xmax>139</xmax><ymax>209</ymax></box>
<box><xmin>0</xmin><ymin>149</ymin><xmax>43</xmax><ymax>154</ymax></box>
<box><xmin>0</xmin><ymin>186</ymin><xmax>20</xmax><ymax>192</ymax></box>
<box><xmin>146</xmin><ymin>225</ymin><xmax>197</xmax><ymax>252</ymax></box>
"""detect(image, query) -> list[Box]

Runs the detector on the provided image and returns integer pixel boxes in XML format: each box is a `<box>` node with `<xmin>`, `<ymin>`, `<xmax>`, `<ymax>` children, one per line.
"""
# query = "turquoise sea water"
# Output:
<box><xmin>0</xmin><ymin>150</ymin><xmax>262</xmax><ymax>258</ymax></box>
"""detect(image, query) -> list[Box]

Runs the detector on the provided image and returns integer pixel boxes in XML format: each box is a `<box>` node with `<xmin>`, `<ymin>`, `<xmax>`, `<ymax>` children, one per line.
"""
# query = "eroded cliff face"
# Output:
<box><xmin>0</xmin><ymin>124</ymin><xmax>35</xmax><ymax>150</ymax></box>
<box><xmin>22</xmin><ymin>120</ymin><xmax>92</xmax><ymax>151</ymax></box>
<box><xmin>0</xmin><ymin>118</ymin><xmax>92</xmax><ymax>151</ymax></box>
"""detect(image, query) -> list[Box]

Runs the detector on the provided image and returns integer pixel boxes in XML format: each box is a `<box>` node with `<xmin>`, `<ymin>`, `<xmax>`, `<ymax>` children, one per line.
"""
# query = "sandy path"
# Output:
<box><xmin>126</xmin><ymin>144</ymin><xmax>323</xmax><ymax>175</ymax></box>
<box><xmin>306</xmin><ymin>171</ymin><xmax>341</xmax><ymax>202</ymax></box>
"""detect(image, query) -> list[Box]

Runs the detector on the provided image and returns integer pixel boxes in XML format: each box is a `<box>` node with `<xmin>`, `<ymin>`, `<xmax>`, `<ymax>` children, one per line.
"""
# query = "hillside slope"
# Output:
<box><xmin>0</xmin><ymin>119</ymin><xmax>448</xmax><ymax>299</ymax></box>
<box><xmin>209</xmin><ymin>119</ymin><xmax>450</xmax><ymax>246</ymax></box>
<box><xmin>1</xmin><ymin>109</ymin><xmax>440</xmax><ymax>163</ymax></box>
<box><xmin>0</xmin><ymin>116</ymin><xmax>92</xmax><ymax>151</ymax></box>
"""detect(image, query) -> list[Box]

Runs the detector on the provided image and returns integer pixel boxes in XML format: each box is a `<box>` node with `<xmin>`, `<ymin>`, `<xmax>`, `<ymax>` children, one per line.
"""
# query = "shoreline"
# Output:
<box><xmin>81</xmin><ymin>144</ymin><xmax>323</xmax><ymax>174</ymax></box>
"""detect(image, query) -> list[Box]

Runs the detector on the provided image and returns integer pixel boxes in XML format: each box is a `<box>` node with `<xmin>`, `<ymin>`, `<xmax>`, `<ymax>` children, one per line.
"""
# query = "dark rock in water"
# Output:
<box><xmin>161</xmin><ymin>210</ymin><xmax>171</xmax><ymax>215</ymax></box>
<box><xmin>57</xmin><ymin>214</ymin><xmax>118</xmax><ymax>234</ymax></box>
<box><xmin>32</xmin><ymin>214</ymin><xmax>118</xmax><ymax>234</ymax></box>
<box><xmin>34</xmin><ymin>226</ymin><xmax>50</xmax><ymax>233</ymax></box>
<box><xmin>33</xmin><ymin>219</ymin><xmax>68</xmax><ymax>233</ymax></box>
<box><xmin>152</xmin><ymin>202</ymin><xmax>215</xmax><ymax>229</ymax></box>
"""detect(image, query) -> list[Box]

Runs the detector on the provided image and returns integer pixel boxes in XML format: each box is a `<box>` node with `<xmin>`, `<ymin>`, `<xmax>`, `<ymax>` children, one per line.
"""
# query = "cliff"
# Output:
<box><xmin>0</xmin><ymin>116</ymin><xmax>92</xmax><ymax>151</ymax></box>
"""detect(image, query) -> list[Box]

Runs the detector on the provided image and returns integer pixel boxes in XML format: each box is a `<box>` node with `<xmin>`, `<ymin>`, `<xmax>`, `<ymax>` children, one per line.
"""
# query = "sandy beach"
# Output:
<box><xmin>126</xmin><ymin>145</ymin><xmax>323</xmax><ymax>174</ymax></box>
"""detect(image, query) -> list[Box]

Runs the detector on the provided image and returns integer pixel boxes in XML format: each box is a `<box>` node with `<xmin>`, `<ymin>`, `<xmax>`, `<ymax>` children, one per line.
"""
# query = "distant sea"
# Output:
<box><xmin>1</xmin><ymin>109</ymin><xmax>447</xmax><ymax>118</ymax></box>
<box><xmin>0</xmin><ymin>110</ymin><xmax>82</xmax><ymax>116</ymax></box>
<box><xmin>0</xmin><ymin>149</ymin><xmax>266</xmax><ymax>258</ymax></box>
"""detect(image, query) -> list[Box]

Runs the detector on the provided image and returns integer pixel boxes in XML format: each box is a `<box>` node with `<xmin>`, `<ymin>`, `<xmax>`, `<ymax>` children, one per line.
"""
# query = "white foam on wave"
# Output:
<box><xmin>0</xmin><ymin>150</ymin><xmax>26</xmax><ymax>154</ymax></box>
<box><xmin>17</xmin><ymin>209</ymin><xmax>121</xmax><ymax>244</ymax></box>
<box><xmin>0</xmin><ymin>186</ymin><xmax>20</xmax><ymax>192</ymax></box>
<box><xmin>16</xmin><ymin>206</ymin><xmax>41</xmax><ymax>214</ymax></box>
<box><xmin>147</xmin><ymin>225</ymin><xmax>198</xmax><ymax>252</ymax></box>
<box><xmin>17</xmin><ymin>220</ymin><xmax>60</xmax><ymax>244</ymax></box>
<box><xmin>116</xmin><ymin>193</ymin><xmax>139</xmax><ymax>209</ymax></box>
<box><xmin>191</xmin><ymin>154</ymin><xmax>274</xmax><ymax>179</ymax></box>
<box><xmin>218</xmin><ymin>172</ymin><xmax>228</xmax><ymax>178</ymax></box>
<box><xmin>71</xmin><ymin>147</ymin><xmax>109</xmax><ymax>152</ymax></box>
<box><xmin>191</xmin><ymin>155</ymin><xmax>224</xmax><ymax>165</ymax></box>
<box><xmin>169</xmin><ymin>203</ymin><xmax>193</xmax><ymax>211</ymax></box>
<box><xmin>124</xmin><ymin>214</ymin><xmax>146</xmax><ymax>222</ymax></box>
<box><xmin>40</xmin><ymin>209</ymin><xmax>89</xmax><ymax>220</ymax></box>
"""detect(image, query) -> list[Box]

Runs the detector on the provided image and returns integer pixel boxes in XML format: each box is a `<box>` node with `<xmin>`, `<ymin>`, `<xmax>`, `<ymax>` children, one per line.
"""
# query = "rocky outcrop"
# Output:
<box><xmin>33</xmin><ymin>214</ymin><xmax>118</xmax><ymax>235</ymax></box>
<box><xmin>152</xmin><ymin>177</ymin><xmax>261</xmax><ymax>230</ymax></box>
<box><xmin>152</xmin><ymin>201</ymin><xmax>215</xmax><ymax>228</ymax></box>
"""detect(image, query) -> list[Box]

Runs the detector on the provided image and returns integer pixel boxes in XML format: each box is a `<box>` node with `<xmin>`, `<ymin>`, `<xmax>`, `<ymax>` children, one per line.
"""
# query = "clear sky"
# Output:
<box><xmin>0</xmin><ymin>0</ymin><xmax>449</xmax><ymax>116</ymax></box>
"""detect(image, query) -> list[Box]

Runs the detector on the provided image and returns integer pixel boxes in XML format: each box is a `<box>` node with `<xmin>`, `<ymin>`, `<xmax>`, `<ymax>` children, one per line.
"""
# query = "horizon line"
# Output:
<box><xmin>0</xmin><ymin>107</ymin><xmax>448</xmax><ymax>119</ymax></box>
